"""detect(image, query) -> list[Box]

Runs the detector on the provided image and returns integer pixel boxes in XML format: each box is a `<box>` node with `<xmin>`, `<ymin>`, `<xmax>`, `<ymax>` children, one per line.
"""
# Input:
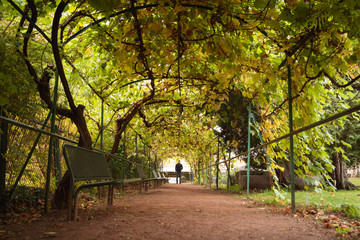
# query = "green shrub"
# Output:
<box><xmin>342</xmin><ymin>204</ymin><xmax>360</xmax><ymax>219</ymax></box>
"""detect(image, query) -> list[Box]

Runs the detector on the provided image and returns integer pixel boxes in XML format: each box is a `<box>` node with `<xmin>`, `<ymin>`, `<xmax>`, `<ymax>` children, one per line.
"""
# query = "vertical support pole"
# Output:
<box><xmin>123</xmin><ymin>127</ymin><xmax>126</xmax><ymax>158</ymax></box>
<box><xmin>100</xmin><ymin>99</ymin><xmax>104</xmax><ymax>150</ymax></box>
<box><xmin>45</xmin><ymin>70</ymin><xmax>59</xmax><ymax>214</ymax></box>
<box><xmin>0</xmin><ymin>106</ymin><xmax>8</xmax><ymax>211</ymax></box>
<box><xmin>154</xmin><ymin>154</ymin><xmax>157</xmax><ymax>171</ymax></box>
<box><xmin>143</xmin><ymin>144</ymin><xmax>147</xmax><ymax>177</ymax></box>
<box><xmin>122</xmin><ymin>127</ymin><xmax>126</xmax><ymax>179</ymax></box>
<box><xmin>53</xmin><ymin>125</ymin><xmax>61</xmax><ymax>185</ymax></box>
<box><xmin>135</xmin><ymin>134</ymin><xmax>138</xmax><ymax>160</ymax></box>
<box><xmin>209</xmin><ymin>147</ymin><xmax>212</xmax><ymax>188</ymax></box>
<box><xmin>227</xmin><ymin>150</ymin><xmax>231</xmax><ymax>192</ymax></box>
<box><xmin>216</xmin><ymin>139</ymin><xmax>219</xmax><ymax>189</ymax></box>
<box><xmin>198</xmin><ymin>161</ymin><xmax>201</xmax><ymax>184</ymax></box>
<box><xmin>177</xmin><ymin>13</ymin><xmax>181</xmax><ymax>97</ymax></box>
<box><xmin>247</xmin><ymin>102</ymin><xmax>251</xmax><ymax>199</ymax></box>
<box><xmin>148</xmin><ymin>147</ymin><xmax>151</xmax><ymax>178</ymax></box>
<box><xmin>287</xmin><ymin>64</ymin><xmax>296</xmax><ymax>213</ymax></box>
<box><xmin>205</xmin><ymin>158</ymin><xmax>207</xmax><ymax>185</ymax></box>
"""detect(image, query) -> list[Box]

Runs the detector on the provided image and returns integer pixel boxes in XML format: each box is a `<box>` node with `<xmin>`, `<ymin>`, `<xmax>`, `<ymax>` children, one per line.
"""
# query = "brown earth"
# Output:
<box><xmin>1</xmin><ymin>183</ymin><xmax>339</xmax><ymax>240</ymax></box>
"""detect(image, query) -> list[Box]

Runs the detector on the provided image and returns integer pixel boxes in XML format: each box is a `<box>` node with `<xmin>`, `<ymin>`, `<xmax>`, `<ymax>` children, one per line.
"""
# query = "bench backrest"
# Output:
<box><xmin>152</xmin><ymin>170</ymin><xmax>160</xmax><ymax>179</ymax></box>
<box><xmin>136</xmin><ymin>164</ymin><xmax>147</xmax><ymax>179</ymax></box>
<box><xmin>63</xmin><ymin>144</ymin><xmax>112</xmax><ymax>182</ymax></box>
<box><xmin>157</xmin><ymin>171</ymin><xmax>164</xmax><ymax>179</ymax></box>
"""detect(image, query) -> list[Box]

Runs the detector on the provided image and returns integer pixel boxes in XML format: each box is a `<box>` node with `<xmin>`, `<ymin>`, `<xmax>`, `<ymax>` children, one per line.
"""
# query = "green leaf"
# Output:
<box><xmin>0</xmin><ymin>96</ymin><xmax>9</xmax><ymax>106</ymax></box>
<box><xmin>254</xmin><ymin>0</ymin><xmax>269</xmax><ymax>9</ymax></box>
<box><xmin>334</xmin><ymin>147</ymin><xmax>344</xmax><ymax>154</ymax></box>
<box><xmin>341</xmin><ymin>140</ymin><xmax>352</xmax><ymax>149</ymax></box>
<box><xmin>273</xmin><ymin>188</ymin><xmax>285</xmax><ymax>201</ymax></box>
<box><xmin>293</xmin><ymin>5</ymin><xmax>309</xmax><ymax>23</ymax></box>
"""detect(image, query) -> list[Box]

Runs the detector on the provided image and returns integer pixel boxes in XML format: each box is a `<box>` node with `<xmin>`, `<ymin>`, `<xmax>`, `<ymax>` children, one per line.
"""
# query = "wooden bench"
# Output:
<box><xmin>157</xmin><ymin>171</ymin><xmax>168</xmax><ymax>184</ymax></box>
<box><xmin>159</xmin><ymin>172</ymin><xmax>169</xmax><ymax>183</ymax></box>
<box><xmin>152</xmin><ymin>170</ymin><xmax>167</xmax><ymax>185</ymax></box>
<box><xmin>136</xmin><ymin>164</ymin><xmax>157</xmax><ymax>190</ymax></box>
<box><xmin>63</xmin><ymin>144</ymin><xmax>144</xmax><ymax>221</ymax></box>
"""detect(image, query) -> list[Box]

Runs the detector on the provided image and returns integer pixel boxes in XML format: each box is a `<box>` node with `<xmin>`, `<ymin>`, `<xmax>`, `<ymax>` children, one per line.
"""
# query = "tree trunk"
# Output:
<box><xmin>277</xmin><ymin>161</ymin><xmax>291</xmax><ymax>186</ymax></box>
<box><xmin>333</xmin><ymin>152</ymin><xmax>346</xmax><ymax>190</ymax></box>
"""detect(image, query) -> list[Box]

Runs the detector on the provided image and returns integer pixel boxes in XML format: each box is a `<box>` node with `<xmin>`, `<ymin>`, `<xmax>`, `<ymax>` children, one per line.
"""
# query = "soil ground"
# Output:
<box><xmin>1</xmin><ymin>183</ymin><xmax>339</xmax><ymax>240</ymax></box>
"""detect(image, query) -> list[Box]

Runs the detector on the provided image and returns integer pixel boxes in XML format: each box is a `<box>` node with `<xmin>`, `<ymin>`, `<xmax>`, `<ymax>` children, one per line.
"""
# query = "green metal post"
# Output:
<box><xmin>205</xmin><ymin>159</ymin><xmax>207</xmax><ymax>185</ymax></box>
<box><xmin>143</xmin><ymin>143</ymin><xmax>145</xmax><ymax>178</ymax></box>
<box><xmin>227</xmin><ymin>150</ymin><xmax>231</xmax><ymax>192</ymax></box>
<box><xmin>44</xmin><ymin>70</ymin><xmax>59</xmax><ymax>214</ymax></box>
<box><xmin>148</xmin><ymin>147</ymin><xmax>151</xmax><ymax>178</ymax></box>
<box><xmin>135</xmin><ymin>134</ymin><xmax>138</xmax><ymax>160</ymax></box>
<box><xmin>287</xmin><ymin>64</ymin><xmax>296</xmax><ymax>212</ymax></box>
<box><xmin>209</xmin><ymin>147</ymin><xmax>212</xmax><ymax>188</ymax></box>
<box><xmin>198</xmin><ymin>161</ymin><xmax>201</xmax><ymax>184</ymax></box>
<box><xmin>247</xmin><ymin>102</ymin><xmax>251</xmax><ymax>199</ymax></box>
<box><xmin>216</xmin><ymin>139</ymin><xmax>219</xmax><ymax>189</ymax></box>
<box><xmin>0</xmin><ymin>106</ymin><xmax>8</xmax><ymax>211</ymax></box>
<box><xmin>123</xmin><ymin>128</ymin><xmax>126</xmax><ymax>156</ymax></box>
<box><xmin>154</xmin><ymin>154</ymin><xmax>157</xmax><ymax>171</ymax></box>
<box><xmin>53</xmin><ymin>125</ymin><xmax>61</xmax><ymax>185</ymax></box>
<box><xmin>122</xmin><ymin>128</ymin><xmax>126</xmax><ymax>179</ymax></box>
<box><xmin>177</xmin><ymin>13</ymin><xmax>182</xmax><ymax>97</ymax></box>
<box><xmin>100</xmin><ymin>99</ymin><xmax>104</xmax><ymax>150</ymax></box>
<box><xmin>93</xmin><ymin>131</ymin><xmax>101</xmax><ymax>147</ymax></box>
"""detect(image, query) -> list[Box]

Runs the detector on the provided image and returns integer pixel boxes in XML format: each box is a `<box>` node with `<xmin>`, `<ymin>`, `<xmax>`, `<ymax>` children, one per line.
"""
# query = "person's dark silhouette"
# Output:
<box><xmin>175</xmin><ymin>161</ymin><xmax>183</xmax><ymax>184</ymax></box>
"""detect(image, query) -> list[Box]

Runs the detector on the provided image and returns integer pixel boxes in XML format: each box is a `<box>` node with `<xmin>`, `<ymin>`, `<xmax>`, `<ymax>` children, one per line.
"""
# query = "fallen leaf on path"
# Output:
<box><xmin>55</xmin><ymin>223</ymin><xmax>64</xmax><ymax>228</ymax></box>
<box><xmin>325</xmin><ymin>223</ymin><xmax>332</xmax><ymax>228</ymax></box>
<box><xmin>308</xmin><ymin>209</ymin><xmax>317</xmax><ymax>214</ymax></box>
<box><xmin>44</xmin><ymin>232</ymin><xmax>57</xmax><ymax>238</ymax></box>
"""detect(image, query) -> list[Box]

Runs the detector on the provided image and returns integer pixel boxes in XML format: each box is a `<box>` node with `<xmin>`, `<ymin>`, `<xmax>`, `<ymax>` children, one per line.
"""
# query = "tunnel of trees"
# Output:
<box><xmin>0</xmin><ymin>0</ymin><xmax>360</xmax><ymax>211</ymax></box>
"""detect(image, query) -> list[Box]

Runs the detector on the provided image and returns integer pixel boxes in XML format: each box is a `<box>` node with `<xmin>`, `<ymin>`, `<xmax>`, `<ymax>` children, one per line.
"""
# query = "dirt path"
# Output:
<box><xmin>1</xmin><ymin>183</ymin><xmax>337</xmax><ymax>240</ymax></box>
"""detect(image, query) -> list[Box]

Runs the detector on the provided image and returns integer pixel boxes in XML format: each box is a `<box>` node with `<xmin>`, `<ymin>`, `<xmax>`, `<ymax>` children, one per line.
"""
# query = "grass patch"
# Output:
<box><xmin>212</xmin><ymin>183</ymin><xmax>245</xmax><ymax>194</ymax></box>
<box><xmin>349</xmin><ymin>177</ymin><xmax>360</xmax><ymax>187</ymax></box>
<box><xmin>250</xmin><ymin>189</ymin><xmax>360</xmax><ymax>219</ymax></box>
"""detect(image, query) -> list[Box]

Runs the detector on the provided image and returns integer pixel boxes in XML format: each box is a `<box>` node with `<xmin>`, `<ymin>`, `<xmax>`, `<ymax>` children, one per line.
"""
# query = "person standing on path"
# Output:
<box><xmin>175</xmin><ymin>160</ymin><xmax>183</xmax><ymax>184</ymax></box>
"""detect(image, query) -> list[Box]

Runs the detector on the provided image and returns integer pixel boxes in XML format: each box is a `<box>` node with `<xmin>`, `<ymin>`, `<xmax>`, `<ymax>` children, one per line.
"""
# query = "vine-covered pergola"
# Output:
<box><xmin>1</xmin><ymin>0</ymin><xmax>360</xmax><ymax>214</ymax></box>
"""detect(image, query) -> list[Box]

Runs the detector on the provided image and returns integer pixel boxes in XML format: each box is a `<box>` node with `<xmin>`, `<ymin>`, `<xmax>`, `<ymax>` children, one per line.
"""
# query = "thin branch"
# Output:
<box><xmin>263</xmin><ymin>77</ymin><xmax>315</xmax><ymax>118</ymax></box>
<box><xmin>2</xmin><ymin>16</ymin><xmax>16</xmax><ymax>35</ymax></box>
<box><xmin>278</xmin><ymin>28</ymin><xmax>316</xmax><ymax>70</ymax></box>
<box><xmin>324</xmin><ymin>71</ymin><xmax>360</xmax><ymax>88</ymax></box>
